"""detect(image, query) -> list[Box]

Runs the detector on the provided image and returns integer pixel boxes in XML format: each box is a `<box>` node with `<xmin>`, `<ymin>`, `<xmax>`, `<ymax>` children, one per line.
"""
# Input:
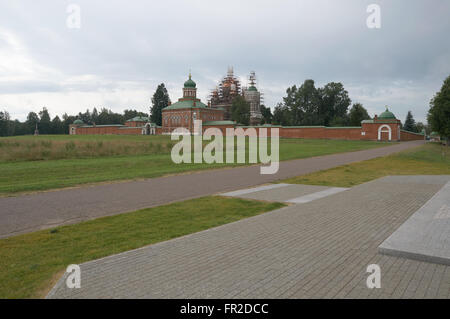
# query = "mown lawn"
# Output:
<box><xmin>0</xmin><ymin>196</ymin><xmax>285</xmax><ymax>299</ymax></box>
<box><xmin>283</xmin><ymin>143</ymin><xmax>450</xmax><ymax>187</ymax></box>
<box><xmin>0</xmin><ymin>135</ymin><xmax>390</xmax><ymax>195</ymax></box>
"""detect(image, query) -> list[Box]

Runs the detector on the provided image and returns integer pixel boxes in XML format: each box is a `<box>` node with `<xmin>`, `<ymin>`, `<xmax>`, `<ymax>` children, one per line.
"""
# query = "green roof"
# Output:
<box><xmin>80</xmin><ymin>124</ymin><xmax>125</xmax><ymax>128</ymax></box>
<box><xmin>163</xmin><ymin>99</ymin><xmax>208</xmax><ymax>110</ymax></box>
<box><xmin>379</xmin><ymin>107</ymin><xmax>396</xmax><ymax>119</ymax></box>
<box><xmin>203</xmin><ymin>120</ymin><xmax>236</xmax><ymax>126</ymax></box>
<box><xmin>401</xmin><ymin>129</ymin><xmax>424</xmax><ymax>135</ymax></box>
<box><xmin>430</xmin><ymin>131</ymin><xmax>440</xmax><ymax>136</ymax></box>
<box><xmin>184</xmin><ymin>74</ymin><xmax>196</xmax><ymax>88</ymax></box>
<box><xmin>326</xmin><ymin>126</ymin><xmax>362</xmax><ymax>129</ymax></box>
<box><xmin>247</xmin><ymin>86</ymin><xmax>257</xmax><ymax>92</ymax></box>
<box><xmin>126</xmin><ymin>116</ymin><xmax>149</xmax><ymax>122</ymax></box>
<box><xmin>73</xmin><ymin>119</ymin><xmax>84</xmax><ymax>124</ymax></box>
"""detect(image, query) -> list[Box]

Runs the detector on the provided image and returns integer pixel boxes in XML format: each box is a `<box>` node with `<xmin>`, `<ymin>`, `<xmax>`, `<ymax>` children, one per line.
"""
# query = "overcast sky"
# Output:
<box><xmin>0</xmin><ymin>0</ymin><xmax>449</xmax><ymax>123</ymax></box>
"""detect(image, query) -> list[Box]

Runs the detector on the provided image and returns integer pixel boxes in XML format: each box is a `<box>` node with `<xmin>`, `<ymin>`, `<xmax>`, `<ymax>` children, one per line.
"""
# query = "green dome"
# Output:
<box><xmin>73</xmin><ymin>119</ymin><xmax>84</xmax><ymax>124</ymax></box>
<box><xmin>379</xmin><ymin>107</ymin><xmax>396</xmax><ymax>119</ymax></box>
<box><xmin>184</xmin><ymin>74</ymin><xmax>196</xmax><ymax>88</ymax></box>
<box><xmin>247</xmin><ymin>85</ymin><xmax>258</xmax><ymax>92</ymax></box>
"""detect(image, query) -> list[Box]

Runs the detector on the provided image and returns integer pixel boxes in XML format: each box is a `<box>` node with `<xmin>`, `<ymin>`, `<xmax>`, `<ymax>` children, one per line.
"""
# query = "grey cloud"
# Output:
<box><xmin>0</xmin><ymin>0</ymin><xmax>448</xmax><ymax>123</ymax></box>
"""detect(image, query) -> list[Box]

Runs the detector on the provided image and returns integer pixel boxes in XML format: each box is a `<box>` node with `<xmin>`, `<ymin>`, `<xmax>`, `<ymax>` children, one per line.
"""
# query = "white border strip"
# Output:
<box><xmin>286</xmin><ymin>187</ymin><xmax>349</xmax><ymax>204</ymax></box>
<box><xmin>221</xmin><ymin>183</ymin><xmax>291</xmax><ymax>197</ymax></box>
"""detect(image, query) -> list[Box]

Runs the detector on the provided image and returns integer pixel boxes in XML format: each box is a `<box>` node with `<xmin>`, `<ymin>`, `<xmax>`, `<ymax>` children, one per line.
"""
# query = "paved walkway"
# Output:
<box><xmin>48</xmin><ymin>175</ymin><xmax>450</xmax><ymax>299</ymax></box>
<box><xmin>380</xmin><ymin>177</ymin><xmax>450</xmax><ymax>265</ymax></box>
<box><xmin>0</xmin><ymin>141</ymin><xmax>424</xmax><ymax>238</ymax></box>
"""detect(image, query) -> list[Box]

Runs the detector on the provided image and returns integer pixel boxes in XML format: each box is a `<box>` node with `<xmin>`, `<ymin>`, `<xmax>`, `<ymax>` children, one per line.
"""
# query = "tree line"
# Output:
<box><xmin>0</xmin><ymin>107</ymin><xmax>149</xmax><ymax>136</ymax></box>
<box><xmin>2</xmin><ymin>76</ymin><xmax>448</xmax><ymax>138</ymax></box>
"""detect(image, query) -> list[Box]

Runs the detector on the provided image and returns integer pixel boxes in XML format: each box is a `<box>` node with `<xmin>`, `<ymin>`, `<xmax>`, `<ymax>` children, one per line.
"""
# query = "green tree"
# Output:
<box><xmin>39</xmin><ymin>107</ymin><xmax>51</xmax><ymax>134</ymax></box>
<box><xmin>62</xmin><ymin>113</ymin><xmax>77</xmax><ymax>134</ymax></box>
<box><xmin>124</xmin><ymin>109</ymin><xmax>148</xmax><ymax>121</ymax></box>
<box><xmin>283</xmin><ymin>80</ymin><xmax>319</xmax><ymax>126</ymax></box>
<box><xmin>91</xmin><ymin>107</ymin><xmax>99</xmax><ymax>124</ymax></box>
<box><xmin>51</xmin><ymin>115</ymin><xmax>64</xmax><ymax>134</ymax></box>
<box><xmin>403</xmin><ymin>111</ymin><xmax>417</xmax><ymax>132</ymax></box>
<box><xmin>428</xmin><ymin>75</ymin><xmax>450</xmax><ymax>141</ymax></box>
<box><xmin>231</xmin><ymin>95</ymin><xmax>250</xmax><ymax>125</ymax></box>
<box><xmin>260</xmin><ymin>105</ymin><xmax>273</xmax><ymax>124</ymax></box>
<box><xmin>78</xmin><ymin>109</ymin><xmax>92</xmax><ymax>125</ymax></box>
<box><xmin>317</xmin><ymin>82</ymin><xmax>351</xmax><ymax>126</ymax></box>
<box><xmin>26</xmin><ymin>112</ymin><xmax>39</xmax><ymax>134</ymax></box>
<box><xmin>272</xmin><ymin>103</ymin><xmax>291</xmax><ymax>126</ymax></box>
<box><xmin>0</xmin><ymin>110</ymin><xmax>10</xmax><ymax>136</ymax></box>
<box><xmin>348</xmin><ymin>103</ymin><xmax>370</xmax><ymax>126</ymax></box>
<box><xmin>150</xmin><ymin>83</ymin><xmax>170</xmax><ymax>126</ymax></box>
<box><xmin>416</xmin><ymin>122</ymin><xmax>426</xmax><ymax>134</ymax></box>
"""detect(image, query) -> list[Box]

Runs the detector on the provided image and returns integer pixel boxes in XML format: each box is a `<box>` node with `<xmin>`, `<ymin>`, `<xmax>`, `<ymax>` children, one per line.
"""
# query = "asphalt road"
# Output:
<box><xmin>0</xmin><ymin>140</ymin><xmax>424</xmax><ymax>238</ymax></box>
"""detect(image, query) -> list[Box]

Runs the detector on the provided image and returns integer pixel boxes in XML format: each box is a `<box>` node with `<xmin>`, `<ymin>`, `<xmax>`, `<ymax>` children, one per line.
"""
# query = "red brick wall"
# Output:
<box><xmin>72</xmin><ymin>126</ymin><xmax>142</xmax><ymax>135</ymax></box>
<box><xmin>280</xmin><ymin>127</ymin><xmax>325</xmax><ymax>139</ymax></box>
<box><xmin>75</xmin><ymin>126</ymin><xmax>121</xmax><ymax>135</ymax></box>
<box><xmin>118</xmin><ymin>128</ymin><xmax>142</xmax><ymax>135</ymax></box>
<box><xmin>324</xmin><ymin>128</ymin><xmax>363</xmax><ymax>140</ymax></box>
<box><xmin>400</xmin><ymin>130</ymin><xmax>425</xmax><ymax>141</ymax></box>
<box><xmin>126</xmin><ymin>121</ymin><xmax>145</xmax><ymax>127</ymax></box>
<box><xmin>71</xmin><ymin>119</ymin><xmax>419</xmax><ymax>142</ymax></box>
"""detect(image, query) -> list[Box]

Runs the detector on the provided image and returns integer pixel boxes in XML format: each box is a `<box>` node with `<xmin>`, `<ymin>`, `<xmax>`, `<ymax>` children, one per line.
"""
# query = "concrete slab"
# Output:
<box><xmin>220</xmin><ymin>183</ymin><xmax>291</xmax><ymax>197</ymax></box>
<box><xmin>222</xmin><ymin>184</ymin><xmax>330</xmax><ymax>202</ymax></box>
<box><xmin>286</xmin><ymin>187</ymin><xmax>349</xmax><ymax>204</ymax></box>
<box><xmin>379</xmin><ymin>177</ymin><xmax>450</xmax><ymax>266</ymax></box>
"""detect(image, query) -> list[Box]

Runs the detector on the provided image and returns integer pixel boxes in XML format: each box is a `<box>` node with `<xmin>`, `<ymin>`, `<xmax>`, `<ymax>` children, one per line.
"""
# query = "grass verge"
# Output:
<box><xmin>0</xmin><ymin>136</ymin><xmax>390</xmax><ymax>195</ymax></box>
<box><xmin>282</xmin><ymin>143</ymin><xmax>450</xmax><ymax>187</ymax></box>
<box><xmin>0</xmin><ymin>196</ymin><xmax>285</xmax><ymax>299</ymax></box>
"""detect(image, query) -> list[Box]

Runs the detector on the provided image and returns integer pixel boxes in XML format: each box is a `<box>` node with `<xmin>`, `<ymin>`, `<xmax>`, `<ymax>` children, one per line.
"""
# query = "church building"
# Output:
<box><xmin>161</xmin><ymin>73</ymin><xmax>230</xmax><ymax>134</ymax></box>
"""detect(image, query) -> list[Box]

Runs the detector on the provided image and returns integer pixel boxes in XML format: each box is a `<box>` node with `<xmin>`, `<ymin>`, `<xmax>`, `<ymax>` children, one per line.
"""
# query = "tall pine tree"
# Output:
<box><xmin>150</xmin><ymin>83</ymin><xmax>171</xmax><ymax>126</ymax></box>
<box><xmin>403</xmin><ymin>111</ymin><xmax>417</xmax><ymax>132</ymax></box>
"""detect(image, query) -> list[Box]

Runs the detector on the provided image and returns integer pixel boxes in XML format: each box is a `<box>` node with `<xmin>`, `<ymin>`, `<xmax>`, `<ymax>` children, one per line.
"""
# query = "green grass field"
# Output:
<box><xmin>0</xmin><ymin>135</ymin><xmax>390</xmax><ymax>195</ymax></box>
<box><xmin>283</xmin><ymin>143</ymin><xmax>450</xmax><ymax>187</ymax></box>
<box><xmin>0</xmin><ymin>196</ymin><xmax>285</xmax><ymax>299</ymax></box>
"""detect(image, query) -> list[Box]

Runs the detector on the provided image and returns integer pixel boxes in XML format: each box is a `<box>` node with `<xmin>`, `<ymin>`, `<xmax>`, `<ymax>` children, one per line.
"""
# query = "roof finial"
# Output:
<box><xmin>385</xmin><ymin>105</ymin><xmax>389</xmax><ymax>111</ymax></box>
<box><xmin>189</xmin><ymin>69</ymin><xmax>191</xmax><ymax>80</ymax></box>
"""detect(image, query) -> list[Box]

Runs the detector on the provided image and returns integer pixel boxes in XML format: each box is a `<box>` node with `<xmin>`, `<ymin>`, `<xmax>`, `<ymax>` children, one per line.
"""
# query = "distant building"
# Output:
<box><xmin>209</xmin><ymin>67</ymin><xmax>263</xmax><ymax>125</ymax></box>
<box><xmin>69</xmin><ymin>75</ymin><xmax>424</xmax><ymax>142</ymax></box>
<box><xmin>243</xmin><ymin>71</ymin><xmax>263</xmax><ymax>125</ymax></box>
<box><xmin>161</xmin><ymin>73</ymin><xmax>227</xmax><ymax>134</ymax></box>
<box><xmin>209</xmin><ymin>67</ymin><xmax>242</xmax><ymax>121</ymax></box>
<box><xmin>430</xmin><ymin>132</ymin><xmax>441</xmax><ymax>142</ymax></box>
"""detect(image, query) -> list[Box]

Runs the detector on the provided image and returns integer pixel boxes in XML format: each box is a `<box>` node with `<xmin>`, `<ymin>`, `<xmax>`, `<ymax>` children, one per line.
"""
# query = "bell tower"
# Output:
<box><xmin>183</xmin><ymin>72</ymin><xmax>197</xmax><ymax>99</ymax></box>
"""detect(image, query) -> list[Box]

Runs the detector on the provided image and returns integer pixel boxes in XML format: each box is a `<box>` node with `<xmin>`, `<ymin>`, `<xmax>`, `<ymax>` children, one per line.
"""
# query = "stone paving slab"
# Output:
<box><xmin>379</xmin><ymin>178</ymin><xmax>450</xmax><ymax>265</ymax></box>
<box><xmin>222</xmin><ymin>184</ymin><xmax>330</xmax><ymax>202</ymax></box>
<box><xmin>220</xmin><ymin>183</ymin><xmax>292</xmax><ymax>197</ymax></box>
<box><xmin>47</xmin><ymin>175</ymin><xmax>450</xmax><ymax>299</ymax></box>
<box><xmin>286</xmin><ymin>187</ymin><xmax>349</xmax><ymax>204</ymax></box>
